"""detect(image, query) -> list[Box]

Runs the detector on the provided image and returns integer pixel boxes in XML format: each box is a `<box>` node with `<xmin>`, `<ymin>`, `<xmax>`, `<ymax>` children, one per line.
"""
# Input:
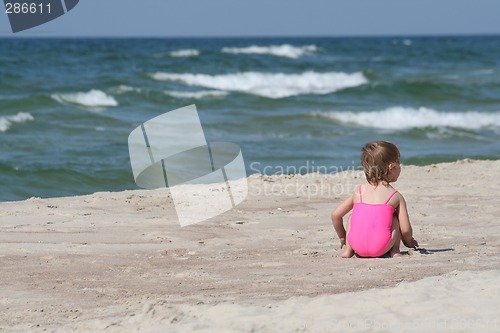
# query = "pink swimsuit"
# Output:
<box><xmin>348</xmin><ymin>186</ymin><xmax>398</xmax><ymax>257</ymax></box>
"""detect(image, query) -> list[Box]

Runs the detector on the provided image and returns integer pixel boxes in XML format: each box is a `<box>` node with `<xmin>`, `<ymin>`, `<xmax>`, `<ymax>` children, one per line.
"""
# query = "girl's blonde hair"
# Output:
<box><xmin>361</xmin><ymin>141</ymin><xmax>400</xmax><ymax>185</ymax></box>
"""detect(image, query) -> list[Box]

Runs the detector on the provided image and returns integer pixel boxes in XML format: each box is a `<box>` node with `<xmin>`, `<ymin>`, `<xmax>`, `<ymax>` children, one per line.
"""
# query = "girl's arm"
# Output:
<box><xmin>331</xmin><ymin>195</ymin><xmax>354</xmax><ymax>248</ymax></box>
<box><xmin>396</xmin><ymin>194</ymin><xmax>418</xmax><ymax>248</ymax></box>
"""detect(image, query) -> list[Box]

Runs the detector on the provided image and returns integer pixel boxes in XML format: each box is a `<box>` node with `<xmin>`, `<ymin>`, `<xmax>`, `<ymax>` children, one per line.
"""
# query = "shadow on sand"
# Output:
<box><xmin>410</xmin><ymin>247</ymin><xmax>455</xmax><ymax>255</ymax></box>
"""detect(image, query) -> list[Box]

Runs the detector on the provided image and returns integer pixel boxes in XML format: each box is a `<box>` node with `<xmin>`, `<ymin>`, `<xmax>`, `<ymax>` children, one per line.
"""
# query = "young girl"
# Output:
<box><xmin>332</xmin><ymin>141</ymin><xmax>418</xmax><ymax>258</ymax></box>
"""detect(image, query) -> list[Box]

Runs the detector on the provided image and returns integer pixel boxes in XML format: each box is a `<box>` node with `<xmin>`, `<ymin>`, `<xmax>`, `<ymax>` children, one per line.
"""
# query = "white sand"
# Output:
<box><xmin>69</xmin><ymin>270</ymin><xmax>500</xmax><ymax>333</ymax></box>
<box><xmin>1</xmin><ymin>160</ymin><xmax>500</xmax><ymax>332</ymax></box>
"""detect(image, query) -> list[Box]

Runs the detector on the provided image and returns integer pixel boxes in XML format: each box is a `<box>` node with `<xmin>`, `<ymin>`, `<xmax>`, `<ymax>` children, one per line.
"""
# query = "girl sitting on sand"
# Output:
<box><xmin>332</xmin><ymin>141</ymin><xmax>418</xmax><ymax>258</ymax></box>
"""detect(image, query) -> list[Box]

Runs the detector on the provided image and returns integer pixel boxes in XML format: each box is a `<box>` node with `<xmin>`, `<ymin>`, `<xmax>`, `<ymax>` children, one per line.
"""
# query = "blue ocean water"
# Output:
<box><xmin>0</xmin><ymin>36</ymin><xmax>499</xmax><ymax>201</ymax></box>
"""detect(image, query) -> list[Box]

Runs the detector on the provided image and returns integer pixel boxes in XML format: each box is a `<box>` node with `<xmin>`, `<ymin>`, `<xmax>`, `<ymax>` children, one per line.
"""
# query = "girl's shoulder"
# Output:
<box><xmin>352</xmin><ymin>183</ymin><xmax>366</xmax><ymax>203</ymax></box>
<box><xmin>388</xmin><ymin>187</ymin><xmax>406</xmax><ymax>207</ymax></box>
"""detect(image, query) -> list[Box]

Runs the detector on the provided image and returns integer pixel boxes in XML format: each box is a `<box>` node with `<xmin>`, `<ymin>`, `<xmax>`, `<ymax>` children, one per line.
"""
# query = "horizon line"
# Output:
<box><xmin>1</xmin><ymin>32</ymin><xmax>500</xmax><ymax>39</ymax></box>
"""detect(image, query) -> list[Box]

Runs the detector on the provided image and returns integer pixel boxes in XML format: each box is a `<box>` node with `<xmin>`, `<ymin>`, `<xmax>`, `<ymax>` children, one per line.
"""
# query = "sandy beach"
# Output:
<box><xmin>1</xmin><ymin>160</ymin><xmax>500</xmax><ymax>332</ymax></box>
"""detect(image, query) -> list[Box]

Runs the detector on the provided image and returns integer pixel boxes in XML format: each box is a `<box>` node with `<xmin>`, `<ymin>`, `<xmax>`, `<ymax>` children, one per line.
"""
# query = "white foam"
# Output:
<box><xmin>151</xmin><ymin>71</ymin><xmax>367</xmax><ymax>99</ymax></box>
<box><xmin>315</xmin><ymin>107</ymin><xmax>500</xmax><ymax>130</ymax></box>
<box><xmin>113</xmin><ymin>85</ymin><xmax>142</xmax><ymax>94</ymax></box>
<box><xmin>0</xmin><ymin>112</ymin><xmax>34</xmax><ymax>133</ymax></box>
<box><xmin>222</xmin><ymin>44</ymin><xmax>317</xmax><ymax>59</ymax></box>
<box><xmin>170</xmin><ymin>49</ymin><xmax>200</xmax><ymax>57</ymax></box>
<box><xmin>51</xmin><ymin>90</ymin><xmax>118</xmax><ymax>107</ymax></box>
<box><xmin>392</xmin><ymin>39</ymin><xmax>413</xmax><ymax>46</ymax></box>
<box><xmin>164</xmin><ymin>90</ymin><xmax>228</xmax><ymax>99</ymax></box>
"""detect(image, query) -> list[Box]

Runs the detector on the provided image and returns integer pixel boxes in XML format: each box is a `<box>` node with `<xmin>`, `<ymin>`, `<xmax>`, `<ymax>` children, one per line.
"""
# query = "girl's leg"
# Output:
<box><xmin>383</xmin><ymin>215</ymin><xmax>402</xmax><ymax>258</ymax></box>
<box><xmin>341</xmin><ymin>217</ymin><xmax>355</xmax><ymax>258</ymax></box>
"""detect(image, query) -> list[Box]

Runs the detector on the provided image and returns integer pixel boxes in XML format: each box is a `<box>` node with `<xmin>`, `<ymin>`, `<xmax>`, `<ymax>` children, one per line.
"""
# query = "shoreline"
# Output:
<box><xmin>1</xmin><ymin>160</ymin><xmax>499</xmax><ymax>332</ymax></box>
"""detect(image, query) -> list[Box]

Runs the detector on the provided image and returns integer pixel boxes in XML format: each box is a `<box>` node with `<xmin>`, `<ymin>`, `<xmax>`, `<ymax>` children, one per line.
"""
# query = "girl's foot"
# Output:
<box><xmin>340</xmin><ymin>247</ymin><xmax>355</xmax><ymax>258</ymax></box>
<box><xmin>390</xmin><ymin>250</ymin><xmax>403</xmax><ymax>258</ymax></box>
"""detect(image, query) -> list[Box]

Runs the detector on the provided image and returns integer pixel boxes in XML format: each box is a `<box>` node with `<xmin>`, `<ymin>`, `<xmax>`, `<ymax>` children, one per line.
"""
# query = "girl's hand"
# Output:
<box><xmin>339</xmin><ymin>237</ymin><xmax>346</xmax><ymax>249</ymax></box>
<box><xmin>406</xmin><ymin>237</ymin><xmax>419</xmax><ymax>249</ymax></box>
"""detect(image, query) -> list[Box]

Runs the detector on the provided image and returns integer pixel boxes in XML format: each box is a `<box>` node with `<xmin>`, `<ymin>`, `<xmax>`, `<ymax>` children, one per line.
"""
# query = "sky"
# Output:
<box><xmin>1</xmin><ymin>0</ymin><xmax>500</xmax><ymax>37</ymax></box>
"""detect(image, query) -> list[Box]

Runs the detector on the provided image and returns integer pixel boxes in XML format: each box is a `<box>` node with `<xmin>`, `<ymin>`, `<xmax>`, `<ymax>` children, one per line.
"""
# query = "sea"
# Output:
<box><xmin>1</xmin><ymin>36</ymin><xmax>499</xmax><ymax>201</ymax></box>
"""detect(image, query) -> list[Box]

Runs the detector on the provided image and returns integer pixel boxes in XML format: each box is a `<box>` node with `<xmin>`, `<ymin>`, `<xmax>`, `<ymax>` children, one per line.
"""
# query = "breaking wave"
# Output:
<box><xmin>221</xmin><ymin>44</ymin><xmax>317</xmax><ymax>59</ymax></box>
<box><xmin>51</xmin><ymin>90</ymin><xmax>118</xmax><ymax>108</ymax></box>
<box><xmin>0</xmin><ymin>112</ymin><xmax>34</xmax><ymax>133</ymax></box>
<box><xmin>315</xmin><ymin>107</ymin><xmax>500</xmax><ymax>130</ymax></box>
<box><xmin>151</xmin><ymin>71</ymin><xmax>367</xmax><ymax>98</ymax></box>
